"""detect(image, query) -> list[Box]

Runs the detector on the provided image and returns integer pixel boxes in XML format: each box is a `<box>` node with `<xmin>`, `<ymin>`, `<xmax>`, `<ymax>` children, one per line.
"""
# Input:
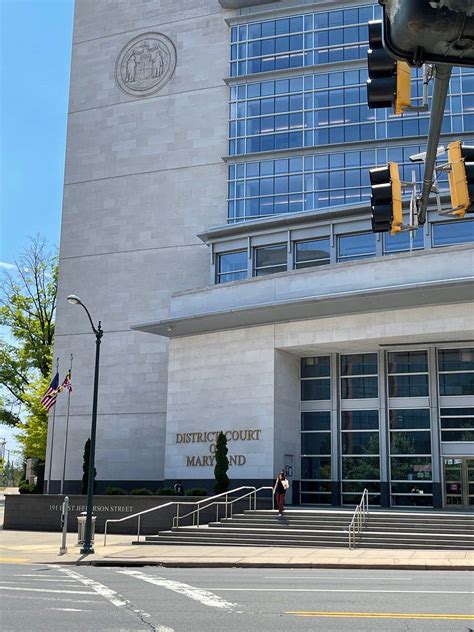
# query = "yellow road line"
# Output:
<box><xmin>285</xmin><ymin>611</ymin><xmax>474</xmax><ymax>620</ymax></box>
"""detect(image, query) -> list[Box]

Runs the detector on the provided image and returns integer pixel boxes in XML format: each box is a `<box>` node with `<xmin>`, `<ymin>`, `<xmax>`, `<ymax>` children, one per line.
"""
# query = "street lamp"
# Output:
<box><xmin>67</xmin><ymin>294</ymin><xmax>103</xmax><ymax>554</ymax></box>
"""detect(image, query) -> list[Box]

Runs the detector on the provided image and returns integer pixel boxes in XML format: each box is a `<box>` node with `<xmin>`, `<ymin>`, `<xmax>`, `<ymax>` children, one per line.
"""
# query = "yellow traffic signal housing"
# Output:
<box><xmin>369</xmin><ymin>162</ymin><xmax>403</xmax><ymax>235</ymax></box>
<box><xmin>447</xmin><ymin>141</ymin><xmax>474</xmax><ymax>218</ymax></box>
<box><xmin>395</xmin><ymin>61</ymin><xmax>411</xmax><ymax>115</ymax></box>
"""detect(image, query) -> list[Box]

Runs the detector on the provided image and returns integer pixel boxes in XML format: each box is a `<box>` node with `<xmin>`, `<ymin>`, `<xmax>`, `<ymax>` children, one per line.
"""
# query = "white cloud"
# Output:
<box><xmin>0</xmin><ymin>261</ymin><xmax>16</xmax><ymax>270</ymax></box>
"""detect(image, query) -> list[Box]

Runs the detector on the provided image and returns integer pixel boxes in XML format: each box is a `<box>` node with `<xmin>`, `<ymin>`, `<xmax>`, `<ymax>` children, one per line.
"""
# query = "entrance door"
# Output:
<box><xmin>443</xmin><ymin>458</ymin><xmax>474</xmax><ymax>508</ymax></box>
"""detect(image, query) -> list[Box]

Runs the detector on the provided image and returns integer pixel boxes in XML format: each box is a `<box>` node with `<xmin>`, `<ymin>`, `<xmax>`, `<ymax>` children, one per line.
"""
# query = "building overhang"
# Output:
<box><xmin>131</xmin><ymin>245</ymin><xmax>474</xmax><ymax>339</ymax></box>
<box><xmin>219</xmin><ymin>0</ymin><xmax>278</xmax><ymax>8</ymax></box>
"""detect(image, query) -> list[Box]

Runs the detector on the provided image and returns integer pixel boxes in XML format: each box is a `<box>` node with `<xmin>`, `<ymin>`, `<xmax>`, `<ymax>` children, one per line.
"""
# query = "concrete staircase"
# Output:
<box><xmin>142</xmin><ymin>509</ymin><xmax>474</xmax><ymax>549</ymax></box>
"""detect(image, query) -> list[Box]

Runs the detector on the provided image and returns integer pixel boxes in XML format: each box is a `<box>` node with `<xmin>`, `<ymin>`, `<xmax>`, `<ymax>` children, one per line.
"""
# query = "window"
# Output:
<box><xmin>227</xmin><ymin>145</ymin><xmax>430</xmax><ymax>222</ymax></box>
<box><xmin>254</xmin><ymin>243</ymin><xmax>287</xmax><ymax>276</ymax></box>
<box><xmin>216</xmin><ymin>250</ymin><xmax>247</xmax><ymax>284</ymax></box>
<box><xmin>440</xmin><ymin>408</ymin><xmax>474</xmax><ymax>442</ymax></box>
<box><xmin>438</xmin><ymin>348</ymin><xmax>474</xmax><ymax>396</ymax></box>
<box><xmin>337</xmin><ymin>232</ymin><xmax>376</xmax><ymax>262</ymax></box>
<box><xmin>384</xmin><ymin>227</ymin><xmax>424</xmax><ymax>253</ymax></box>
<box><xmin>432</xmin><ymin>220</ymin><xmax>474</xmax><ymax>247</ymax></box>
<box><xmin>341</xmin><ymin>353</ymin><xmax>378</xmax><ymax>399</ymax></box>
<box><xmin>301</xmin><ymin>356</ymin><xmax>330</xmax><ymax>400</ymax></box>
<box><xmin>389</xmin><ymin>409</ymin><xmax>432</xmax><ymax>506</ymax></box>
<box><xmin>301</xmin><ymin>411</ymin><xmax>332</xmax><ymax>503</ymax></box>
<box><xmin>341</xmin><ymin>410</ymin><xmax>381</xmax><ymax>504</ymax></box>
<box><xmin>387</xmin><ymin>350</ymin><xmax>429</xmax><ymax>397</ymax></box>
<box><xmin>294</xmin><ymin>238</ymin><xmax>330</xmax><ymax>269</ymax></box>
<box><xmin>229</xmin><ymin>6</ymin><xmax>381</xmax><ymax>78</ymax></box>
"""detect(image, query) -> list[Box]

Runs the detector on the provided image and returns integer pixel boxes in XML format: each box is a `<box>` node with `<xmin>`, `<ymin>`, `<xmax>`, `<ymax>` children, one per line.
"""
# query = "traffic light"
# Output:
<box><xmin>447</xmin><ymin>141</ymin><xmax>474</xmax><ymax>218</ymax></box>
<box><xmin>367</xmin><ymin>21</ymin><xmax>411</xmax><ymax>115</ymax></box>
<box><xmin>369</xmin><ymin>162</ymin><xmax>403</xmax><ymax>235</ymax></box>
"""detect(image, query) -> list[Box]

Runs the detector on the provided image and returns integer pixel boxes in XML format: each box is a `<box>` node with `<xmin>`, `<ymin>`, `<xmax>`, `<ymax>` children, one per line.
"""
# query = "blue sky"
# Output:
<box><xmin>1</xmin><ymin>0</ymin><xmax>74</xmax><ymax>266</ymax></box>
<box><xmin>1</xmin><ymin>0</ymin><xmax>74</xmax><ymax>458</ymax></box>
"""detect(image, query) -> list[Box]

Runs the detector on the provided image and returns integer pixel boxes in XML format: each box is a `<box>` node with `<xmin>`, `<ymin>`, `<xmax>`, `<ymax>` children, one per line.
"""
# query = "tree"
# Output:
<box><xmin>214</xmin><ymin>431</ymin><xmax>229</xmax><ymax>494</ymax></box>
<box><xmin>0</xmin><ymin>237</ymin><xmax>57</xmax><ymax>460</ymax></box>
<box><xmin>81</xmin><ymin>438</ymin><xmax>97</xmax><ymax>494</ymax></box>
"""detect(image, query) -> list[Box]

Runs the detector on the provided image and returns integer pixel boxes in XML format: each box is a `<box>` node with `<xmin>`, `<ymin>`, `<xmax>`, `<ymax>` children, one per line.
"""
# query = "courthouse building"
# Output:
<box><xmin>46</xmin><ymin>0</ymin><xmax>474</xmax><ymax>509</ymax></box>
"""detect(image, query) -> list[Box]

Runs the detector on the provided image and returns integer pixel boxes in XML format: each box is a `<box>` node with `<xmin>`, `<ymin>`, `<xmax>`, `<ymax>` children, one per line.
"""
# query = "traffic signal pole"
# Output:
<box><xmin>418</xmin><ymin>63</ymin><xmax>452</xmax><ymax>224</ymax></box>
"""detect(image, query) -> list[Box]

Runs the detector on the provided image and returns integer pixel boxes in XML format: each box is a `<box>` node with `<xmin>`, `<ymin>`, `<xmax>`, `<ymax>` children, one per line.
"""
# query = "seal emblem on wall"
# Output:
<box><xmin>116</xmin><ymin>32</ymin><xmax>177</xmax><ymax>96</ymax></box>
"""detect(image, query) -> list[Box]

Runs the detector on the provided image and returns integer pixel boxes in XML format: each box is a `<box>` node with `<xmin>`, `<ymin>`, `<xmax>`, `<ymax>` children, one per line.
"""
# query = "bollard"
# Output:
<box><xmin>59</xmin><ymin>496</ymin><xmax>69</xmax><ymax>555</ymax></box>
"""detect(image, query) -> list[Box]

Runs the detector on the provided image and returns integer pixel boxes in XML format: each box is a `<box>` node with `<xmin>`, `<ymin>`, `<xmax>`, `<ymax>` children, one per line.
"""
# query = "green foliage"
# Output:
<box><xmin>185</xmin><ymin>488</ymin><xmax>208</xmax><ymax>497</ymax></box>
<box><xmin>0</xmin><ymin>238</ymin><xmax>57</xmax><ymax>460</ymax></box>
<box><xmin>214</xmin><ymin>431</ymin><xmax>229</xmax><ymax>494</ymax></box>
<box><xmin>81</xmin><ymin>439</ymin><xmax>97</xmax><ymax>495</ymax></box>
<box><xmin>156</xmin><ymin>487</ymin><xmax>175</xmax><ymax>495</ymax></box>
<box><xmin>18</xmin><ymin>482</ymin><xmax>36</xmax><ymax>494</ymax></box>
<box><xmin>130</xmin><ymin>488</ymin><xmax>153</xmax><ymax>495</ymax></box>
<box><xmin>104</xmin><ymin>487</ymin><xmax>127</xmax><ymax>495</ymax></box>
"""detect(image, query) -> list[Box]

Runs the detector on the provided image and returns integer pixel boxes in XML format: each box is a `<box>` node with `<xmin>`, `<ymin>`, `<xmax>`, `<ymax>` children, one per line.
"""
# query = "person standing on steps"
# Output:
<box><xmin>273</xmin><ymin>470</ymin><xmax>289</xmax><ymax>517</ymax></box>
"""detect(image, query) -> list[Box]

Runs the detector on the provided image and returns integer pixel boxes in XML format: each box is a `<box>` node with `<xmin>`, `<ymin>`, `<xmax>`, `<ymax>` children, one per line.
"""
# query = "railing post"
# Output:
<box><xmin>104</xmin><ymin>521</ymin><xmax>108</xmax><ymax>547</ymax></box>
<box><xmin>137</xmin><ymin>515</ymin><xmax>141</xmax><ymax>543</ymax></box>
<box><xmin>197</xmin><ymin>504</ymin><xmax>200</xmax><ymax>528</ymax></box>
<box><xmin>176</xmin><ymin>503</ymin><xmax>180</xmax><ymax>528</ymax></box>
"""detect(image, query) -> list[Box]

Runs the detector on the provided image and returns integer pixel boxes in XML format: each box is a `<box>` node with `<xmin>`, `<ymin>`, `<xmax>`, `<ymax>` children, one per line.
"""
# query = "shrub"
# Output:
<box><xmin>185</xmin><ymin>488</ymin><xmax>208</xmax><ymax>497</ymax></box>
<box><xmin>214</xmin><ymin>431</ymin><xmax>229</xmax><ymax>494</ymax></box>
<box><xmin>130</xmin><ymin>488</ymin><xmax>153</xmax><ymax>495</ymax></box>
<box><xmin>156</xmin><ymin>487</ymin><xmax>175</xmax><ymax>496</ymax></box>
<box><xmin>105</xmin><ymin>487</ymin><xmax>127</xmax><ymax>495</ymax></box>
<box><xmin>19</xmin><ymin>483</ymin><xmax>36</xmax><ymax>494</ymax></box>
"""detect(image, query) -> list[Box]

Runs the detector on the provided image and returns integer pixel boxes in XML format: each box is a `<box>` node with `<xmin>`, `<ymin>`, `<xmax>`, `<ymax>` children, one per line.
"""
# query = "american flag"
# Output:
<box><xmin>61</xmin><ymin>370</ymin><xmax>73</xmax><ymax>393</ymax></box>
<box><xmin>40</xmin><ymin>372</ymin><xmax>59</xmax><ymax>411</ymax></box>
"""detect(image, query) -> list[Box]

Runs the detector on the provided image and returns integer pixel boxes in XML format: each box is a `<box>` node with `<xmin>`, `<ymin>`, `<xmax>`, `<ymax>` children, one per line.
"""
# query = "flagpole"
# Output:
<box><xmin>60</xmin><ymin>354</ymin><xmax>73</xmax><ymax>495</ymax></box>
<box><xmin>46</xmin><ymin>357</ymin><xmax>59</xmax><ymax>494</ymax></box>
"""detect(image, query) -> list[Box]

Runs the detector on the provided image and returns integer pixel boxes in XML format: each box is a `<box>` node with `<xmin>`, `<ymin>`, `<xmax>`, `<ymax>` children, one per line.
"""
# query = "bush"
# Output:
<box><xmin>19</xmin><ymin>483</ymin><xmax>36</xmax><ymax>494</ymax></box>
<box><xmin>130</xmin><ymin>488</ymin><xmax>153</xmax><ymax>496</ymax></box>
<box><xmin>105</xmin><ymin>487</ymin><xmax>127</xmax><ymax>495</ymax></box>
<box><xmin>185</xmin><ymin>488</ymin><xmax>208</xmax><ymax>497</ymax></box>
<box><xmin>156</xmin><ymin>487</ymin><xmax>175</xmax><ymax>496</ymax></box>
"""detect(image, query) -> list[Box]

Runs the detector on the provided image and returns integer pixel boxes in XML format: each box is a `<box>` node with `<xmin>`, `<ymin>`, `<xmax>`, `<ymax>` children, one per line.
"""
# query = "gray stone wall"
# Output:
<box><xmin>47</xmin><ymin>0</ymin><xmax>232</xmax><ymax>488</ymax></box>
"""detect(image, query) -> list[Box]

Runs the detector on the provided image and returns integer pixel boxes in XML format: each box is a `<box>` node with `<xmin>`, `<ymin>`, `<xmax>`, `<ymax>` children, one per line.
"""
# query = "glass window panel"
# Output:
<box><xmin>341</xmin><ymin>377</ymin><xmax>378</xmax><ymax>399</ymax></box>
<box><xmin>295</xmin><ymin>238</ymin><xmax>330</xmax><ymax>268</ymax></box>
<box><xmin>391</xmin><ymin>457</ymin><xmax>432</xmax><ymax>480</ymax></box>
<box><xmin>341</xmin><ymin>353</ymin><xmax>378</xmax><ymax>376</ymax></box>
<box><xmin>439</xmin><ymin>373</ymin><xmax>474</xmax><ymax>396</ymax></box>
<box><xmin>441</xmin><ymin>430</ymin><xmax>474</xmax><ymax>441</ymax></box>
<box><xmin>301</xmin><ymin>356</ymin><xmax>330</xmax><ymax>378</ymax></box>
<box><xmin>389</xmin><ymin>375</ymin><xmax>429</xmax><ymax>398</ymax></box>
<box><xmin>255</xmin><ymin>243</ymin><xmax>286</xmax><ymax>267</ymax></box>
<box><xmin>341</xmin><ymin>410</ymin><xmax>379</xmax><ymax>431</ymax></box>
<box><xmin>390</xmin><ymin>431</ymin><xmax>431</xmax><ymax>455</ymax></box>
<box><xmin>301</xmin><ymin>432</ymin><xmax>331</xmax><ymax>455</ymax></box>
<box><xmin>384</xmin><ymin>228</ymin><xmax>424</xmax><ymax>253</ymax></box>
<box><xmin>300</xmin><ymin>481</ymin><xmax>332</xmax><ymax>493</ymax></box>
<box><xmin>301</xmin><ymin>379</ymin><xmax>331</xmax><ymax>401</ymax></box>
<box><xmin>342</xmin><ymin>432</ymin><xmax>379</xmax><ymax>455</ymax></box>
<box><xmin>301</xmin><ymin>457</ymin><xmax>331</xmax><ymax>479</ymax></box>
<box><xmin>390</xmin><ymin>409</ymin><xmax>431</xmax><ymax>430</ymax></box>
<box><xmin>301</xmin><ymin>411</ymin><xmax>331</xmax><ymax>431</ymax></box>
<box><xmin>432</xmin><ymin>220</ymin><xmax>474</xmax><ymax>246</ymax></box>
<box><xmin>338</xmin><ymin>233</ymin><xmax>376</xmax><ymax>261</ymax></box>
<box><xmin>342</xmin><ymin>457</ymin><xmax>380</xmax><ymax>480</ymax></box>
<box><xmin>439</xmin><ymin>348</ymin><xmax>474</xmax><ymax>372</ymax></box>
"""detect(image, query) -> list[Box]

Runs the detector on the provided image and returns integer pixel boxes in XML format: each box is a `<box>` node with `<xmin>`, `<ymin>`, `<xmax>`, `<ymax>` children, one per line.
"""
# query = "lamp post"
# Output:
<box><xmin>67</xmin><ymin>294</ymin><xmax>103</xmax><ymax>554</ymax></box>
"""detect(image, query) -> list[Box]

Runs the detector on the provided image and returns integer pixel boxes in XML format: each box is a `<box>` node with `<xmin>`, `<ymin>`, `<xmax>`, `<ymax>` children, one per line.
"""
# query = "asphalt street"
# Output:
<box><xmin>0</xmin><ymin>565</ymin><xmax>473</xmax><ymax>631</ymax></box>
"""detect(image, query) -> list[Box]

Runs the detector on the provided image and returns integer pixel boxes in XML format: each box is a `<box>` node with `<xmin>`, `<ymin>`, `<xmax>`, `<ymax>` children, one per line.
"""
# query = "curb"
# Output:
<box><xmin>37</xmin><ymin>559</ymin><xmax>474</xmax><ymax>571</ymax></box>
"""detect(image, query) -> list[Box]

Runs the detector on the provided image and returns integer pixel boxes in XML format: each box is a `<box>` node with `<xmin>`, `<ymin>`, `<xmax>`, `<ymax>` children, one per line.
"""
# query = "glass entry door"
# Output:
<box><xmin>443</xmin><ymin>458</ymin><xmax>474</xmax><ymax>508</ymax></box>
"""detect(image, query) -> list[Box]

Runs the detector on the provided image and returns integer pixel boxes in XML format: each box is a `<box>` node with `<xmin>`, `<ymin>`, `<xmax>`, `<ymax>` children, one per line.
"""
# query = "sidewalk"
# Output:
<box><xmin>1</xmin><ymin>527</ymin><xmax>473</xmax><ymax>570</ymax></box>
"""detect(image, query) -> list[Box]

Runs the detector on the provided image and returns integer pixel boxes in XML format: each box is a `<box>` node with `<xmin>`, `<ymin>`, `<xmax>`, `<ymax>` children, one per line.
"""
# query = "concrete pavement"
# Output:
<box><xmin>1</xmin><ymin>491</ymin><xmax>473</xmax><ymax>570</ymax></box>
<box><xmin>1</xmin><ymin>527</ymin><xmax>473</xmax><ymax>570</ymax></box>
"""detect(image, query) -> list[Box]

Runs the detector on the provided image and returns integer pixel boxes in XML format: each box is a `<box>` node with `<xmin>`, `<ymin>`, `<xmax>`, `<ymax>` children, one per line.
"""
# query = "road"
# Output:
<box><xmin>0</xmin><ymin>565</ymin><xmax>473</xmax><ymax>631</ymax></box>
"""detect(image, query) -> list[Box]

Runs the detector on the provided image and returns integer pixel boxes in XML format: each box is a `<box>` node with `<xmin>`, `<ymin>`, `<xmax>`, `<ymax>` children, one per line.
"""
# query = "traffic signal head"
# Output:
<box><xmin>370</xmin><ymin>162</ymin><xmax>403</xmax><ymax>235</ymax></box>
<box><xmin>367</xmin><ymin>21</ymin><xmax>411</xmax><ymax>115</ymax></box>
<box><xmin>447</xmin><ymin>141</ymin><xmax>474</xmax><ymax>218</ymax></box>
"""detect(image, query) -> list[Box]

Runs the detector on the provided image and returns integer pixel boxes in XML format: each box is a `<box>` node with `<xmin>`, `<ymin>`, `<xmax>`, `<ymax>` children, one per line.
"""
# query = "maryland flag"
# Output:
<box><xmin>40</xmin><ymin>373</ymin><xmax>60</xmax><ymax>411</ymax></box>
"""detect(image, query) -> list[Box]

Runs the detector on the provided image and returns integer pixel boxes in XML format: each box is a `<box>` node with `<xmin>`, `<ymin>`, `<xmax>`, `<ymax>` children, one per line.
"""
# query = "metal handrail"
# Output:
<box><xmin>103</xmin><ymin>485</ymin><xmax>257</xmax><ymax>546</ymax></box>
<box><xmin>348</xmin><ymin>488</ymin><xmax>369</xmax><ymax>550</ymax></box>
<box><xmin>173</xmin><ymin>485</ymin><xmax>274</xmax><ymax>528</ymax></box>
